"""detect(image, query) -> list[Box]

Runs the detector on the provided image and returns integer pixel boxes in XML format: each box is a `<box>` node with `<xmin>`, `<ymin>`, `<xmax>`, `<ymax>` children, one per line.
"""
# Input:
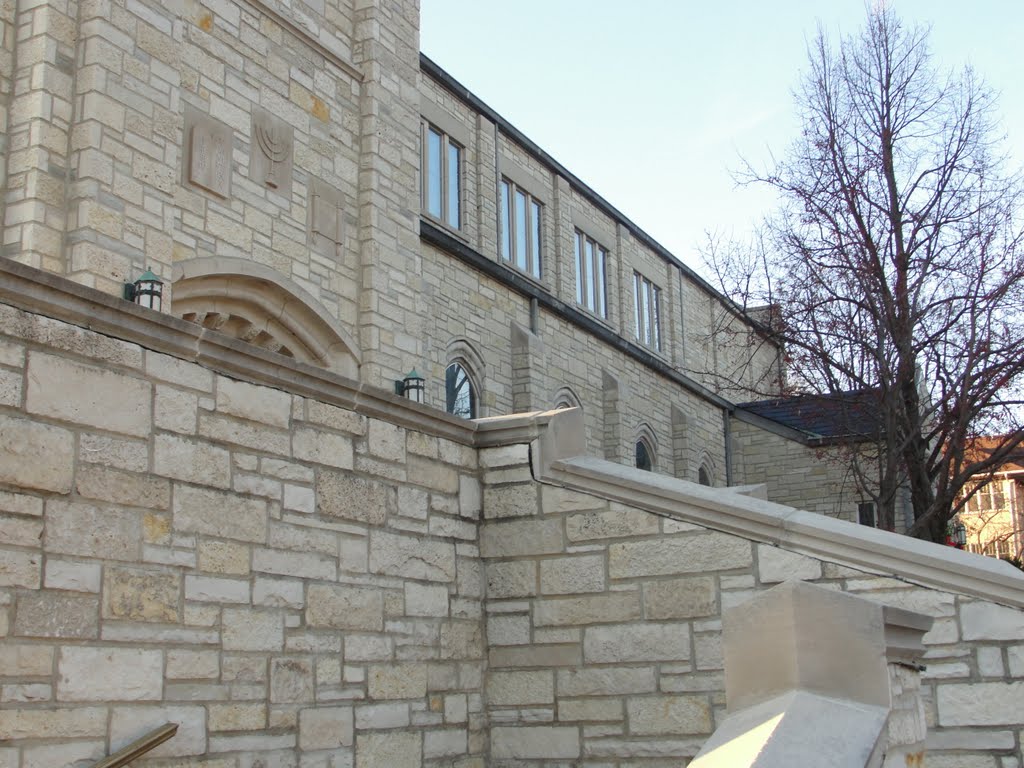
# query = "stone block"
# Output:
<box><xmin>155</xmin><ymin>434</ymin><xmax>231</xmax><ymax>488</ymax></box>
<box><xmin>566</xmin><ymin>508</ymin><xmax>659</xmax><ymax>540</ymax></box>
<box><xmin>293</xmin><ymin>426</ymin><xmax>354</xmax><ymax>469</ymax></box>
<box><xmin>644</xmin><ymin>576</ymin><xmax>718</xmax><ymax>619</ymax></box>
<box><xmin>486</xmin><ymin>560</ymin><xmax>537</xmax><ymax>598</ymax></box>
<box><xmin>368</xmin><ymin>419</ymin><xmax>406</xmax><ymax>461</ymax></box>
<box><xmin>184</xmin><ymin>574</ymin><xmax>250</xmax><ymax>604</ymax></box>
<box><xmin>45</xmin><ymin>499</ymin><xmax>143</xmax><ymax>561</ymax></box>
<box><xmin>355</xmin><ymin>702</ymin><xmax>411</xmax><ymax>730</ymax></box>
<box><xmin>307</xmin><ymin>584</ymin><xmax>383</xmax><ymax>631</ymax></box>
<box><xmin>368</xmin><ymin>663</ymin><xmax>428</xmax><ymax>699</ymax></box>
<box><xmin>0</xmin><ymin>645</ymin><xmax>54</xmax><ymax>676</ymax></box>
<box><xmin>487</xmin><ymin>614</ymin><xmax>530</xmax><ymax>645</ymax></box>
<box><xmin>198</xmin><ymin>540</ymin><xmax>251</xmax><ymax>574</ymax></box>
<box><xmin>627</xmin><ymin>695</ymin><xmax>712</xmax><ymax>735</ymax></box>
<box><xmin>26</xmin><ymin>352</ymin><xmax>151</xmax><ymax>437</ymax></box>
<box><xmin>254</xmin><ymin>577</ymin><xmax>304</xmax><ymax>608</ymax></box>
<box><xmin>424</xmin><ymin>728</ymin><xmax>467</xmax><ymax>758</ymax></box>
<box><xmin>166</xmin><ymin>649</ymin><xmax>219</xmax><ymax>680</ymax></box>
<box><xmin>305</xmin><ymin>401</ymin><xmax>366</xmax><ymax>434</ymax></box>
<box><xmin>44</xmin><ymin>560</ymin><xmax>101</xmax><ymax>592</ymax></box>
<box><xmin>961</xmin><ymin>601</ymin><xmax>1024</xmax><ymax>641</ymax></box>
<box><xmin>584</xmin><ymin>623</ymin><xmax>691</xmax><ymax>663</ymax></box>
<box><xmin>405</xmin><ymin>582</ymin><xmax>449</xmax><ymax>617</ymax></box>
<box><xmin>489</xmin><ymin>644</ymin><xmax>581</xmax><ymax>668</ymax></box>
<box><xmin>757</xmin><ymin>545</ymin><xmax>822</xmax><ymax>583</ymax></box>
<box><xmin>540</xmin><ymin>554</ymin><xmax>606</xmax><ymax>594</ymax></box>
<box><xmin>317</xmin><ymin>469</ymin><xmax>388</xmax><ymax>524</ymax></box>
<box><xmin>356</xmin><ymin>731</ymin><xmax>421</xmax><ymax>768</ymax></box>
<box><xmin>109</xmin><ymin>705</ymin><xmax>206</xmax><ymax>757</ymax></box>
<box><xmin>75</xmin><ymin>464</ymin><xmax>170</xmax><ymax>510</ymax></box>
<box><xmin>480</xmin><ymin>518</ymin><xmax>564</xmax><ymax>557</ymax></box>
<box><xmin>103</xmin><ymin>566</ymin><xmax>180</xmax><ymax>622</ymax></box>
<box><xmin>558</xmin><ymin>697</ymin><xmax>624</xmax><ymax>721</ymax></box>
<box><xmin>216</xmin><ymin>376</ymin><xmax>291</xmax><ymax>427</ymax></box>
<box><xmin>222</xmin><ymin>608</ymin><xmax>283</xmax><ymax>651</ymax></box>
<box><xmin>491</xmin><ymin>726</ymin><xmax>580</xmax><ymax>759</ymax></box>
<box><xmin>534</xmin><ymin>592</ymin><xmax>641</xmax><ymax>627</ymax></box>
<box><xmin>173</xmin><ymin>485</ymin><xmax>267</xmax><ymax>543</ymax></box>
<box><xmin>937</xmin><ymin>682</ymin><xmax>1024</xmax><ymax>726</ymax></box>
<box><xmin>407</xmin><ymin>456</ymin><xmax>459</xmax><ymax>493</ymax></box>
<box><xmin>441</xmin><ymin>620</ymin><xmax>484</xmax><ymax>659</ymax></box>
<box><xmin>57</xmin><ymin>647</ymin><xmax>163</xmax><ymax>701</ymax></box>
<box><xmin>19</xmin><ymin>742</ymin><xmax>104</xmax><ymax>768</ymax></box>
<box><xmin>369</xmin><ymin>530</ymin><xmax>455</xmax><ymax>582</ymax></box>
<box><xmin>299</xmin><ymin>706</ymin><xmax>354</xmax><ymax>750</ymax></box>
<box><xmin>253</xmin><ymin>547</ymin><xmax>336</xmax><ymax>581</ymax></box>
<box><xmin>271</xmin><ymin>658</ymin><xmax>314</xmax><ymax>703</ymax></box>
<box><xmin>0</xmin><ymin>708</ymin><xmax>106</xmax><ymax>740</ymax></box>
<box><xmin>14</xmin><ymin>593</ymin><xmax>98</xmax><ymax>639</ymax></box>
<box><xmin>0</xmin><ymin>549</ymin><xmax>40</xmax><ymax>588</ymax></box>
<box><xmin>209</xmin><ymin>702</ymin><xmax>267</xmax><ymax>731</ymax></box>
<box><xmin>79</xmin><ymin>433</ymin><xmax>148</xmax><ymax>473</ymax></box>
<box><xmin>609</xmin><ymin>533</ymin><xmax>752</xmax><ymax>578</ymax></box>
<box><xmin>482</xmin><ymin>483</ymin><xmax>537</xmax><ymax>519</ymax></box>
<box><xmin>488</xmin><ymin>670</ymin><xmax>554</xmax><ymax>705</ymax></box>
<box><xmin>459</xmin><ymin>474</ymin><xmax>482</xmax><ymax>518</ymax></box>
<box><xmin>0</xmin><ymin>414</ymin><xmax>74</xmax><ymax>493</ymax></box>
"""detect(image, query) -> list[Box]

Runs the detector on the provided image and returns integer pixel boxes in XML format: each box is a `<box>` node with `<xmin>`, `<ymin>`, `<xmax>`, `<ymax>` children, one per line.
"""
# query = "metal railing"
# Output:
<box><xmin>92</xmin><ymin>723</ymin><xmax>178</xmax><ymax>768</ymax></box>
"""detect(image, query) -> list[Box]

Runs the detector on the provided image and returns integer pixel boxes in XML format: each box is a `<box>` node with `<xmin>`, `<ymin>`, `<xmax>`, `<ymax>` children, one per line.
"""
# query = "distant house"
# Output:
<box><xmin>958</xmin><ymin>441</ymin><xmax>1024</xmax><ymax>561</ymax></box>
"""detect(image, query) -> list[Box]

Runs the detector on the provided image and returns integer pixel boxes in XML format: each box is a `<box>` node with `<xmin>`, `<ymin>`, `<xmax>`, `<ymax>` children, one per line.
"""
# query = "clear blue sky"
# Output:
<box><xmin>420</xmin><ymin>1</ymin><xmax>1024</xmax><ymax>273</ymax></box>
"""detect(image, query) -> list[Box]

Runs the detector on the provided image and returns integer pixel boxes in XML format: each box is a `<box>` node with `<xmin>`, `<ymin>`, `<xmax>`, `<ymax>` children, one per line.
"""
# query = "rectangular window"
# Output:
<box><xmin>633</xmin><ymin>272</ymin><xmax>661</xmax><ymax>351</ymax></box>
<box><xmin>422</xmin><ymin>123</ymin><xmax>461</xmax><ymax>229</ymax></box>
<box><xmin>574</xmin><ymin>230</ymin><xmax>607</xmax><ymax>318</ymax></box>
<box><xmin>499</xmin><ymin>178</ymin><xmax>542</xmax><ymax>279</ymax></box>
<box><xmin>857</xmin><ymin>501</ymin><xmax>876</xmax><ymax>527</ymax></box>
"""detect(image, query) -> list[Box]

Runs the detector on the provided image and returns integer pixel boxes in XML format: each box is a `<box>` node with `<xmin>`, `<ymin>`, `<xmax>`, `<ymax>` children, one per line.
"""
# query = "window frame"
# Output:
<box><xmin>574</xmin><ymin>229</ymin><xmax>608</xmax><ymax>319</ymax></box>
<box><xmin>422</xmin><ymin>122</ymin><xmax>463</xmax><ymax>230</ymax></box>
<box><xmin>445</xmin><ymin>360</ymin><xmax>477</xmax><ymax>419</ymax></box>
<box><xmin>633</xmin><ymin>271</ymin><xmax>662</xmax><ymax>351</ymax></box>
<box><xmin>499</xmin><ymin>177</ymin><xmax>543</xmax><ymax>280</ymax></box>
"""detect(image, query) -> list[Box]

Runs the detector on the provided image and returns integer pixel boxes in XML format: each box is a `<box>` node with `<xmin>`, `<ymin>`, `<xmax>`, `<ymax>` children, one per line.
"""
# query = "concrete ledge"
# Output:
<box><xmin>525</xmin><ymin>407</ymin><xmax>1024</xmax><ymax>609</ymax></box>
<box><xmin>0</xmin><ymin>259</ymin><xmax>477</xmax><ymax>445</ymax></box>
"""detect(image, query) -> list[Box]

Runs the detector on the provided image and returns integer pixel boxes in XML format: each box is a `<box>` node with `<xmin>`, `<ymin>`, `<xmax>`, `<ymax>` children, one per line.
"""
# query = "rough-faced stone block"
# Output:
<box><xmin>208</xmin><ymin>703</ymin><xmax>267</xmax><ymax>732</ymax></box>
<box><xmin>26</xmin><ymin>353</ymin><xmax>151</xmax><ymax>437</ymax></box>
<box><xmin>405</xmin><ymin>582</ymin><xmax>449</xmax><ymax>617</ymax></box>
<box><xmin>317</xmin><ymin>470</ymin><xmax>387</xmax><ymax>524</ymax></box>
<box><xmin>110</xmin><ymin>705</ymin><xmax>206</xmax><ymax>757</ymax></box>
<box><xmin>757</xmin><ymin>545</ymin><xmax>823</xmax><ymax>583</ymax></box>
<box><xmin>627</xmin><ymin>695</ymin><xmax>712</xmax><ymax>735</ymax></box>
<box><xmin>584</xmin><ymin>623</ymin><xmax>691</xmax><ymax>663</ymax></box>
<box><xmin>299</xmin><ymin>706</ymin><xmax>353</xmax><ymax>750</ymax></box>
<box><xmin>482</xmin><ymin>483</ymin><xmax>537</xmax><ymax>519</ymax></box>
<box><xmin>534</xmin><ymin>592</ymin><xmax>641</xmax><ymax>627</ymax></box>
<box><xmin>368</xmin><ymin>663</ymin><xmax>428</xmax><ymax>699</ymax></box>
<box><xmin>486</xmin><ymin>560</ymin><xmax>537</xmax><ymax>598</ymax></box>
<box><xmin>221</xmin><ymin>608</ymin><xmax>283</xmax><ymax>651</ymax></box>
<box><xmin>155</xmin><ymin>434</ymin><xmax>231</xmax><ymax>488</ymax></box>
<box><xmin>57</xmin><ymin>647</ymin><xmax>163</xmax><ymax>701</ymax></box>
<box><xmin>0</xmin><ymin>645</ymin><xmax>54</xmax><ymax>676</ymax></box>
<box><xmin>609</xmin><ymin>533</ymin><xmax>752</xmax><ymax>578</ymax></box>
<box><xmin>15</xmin><ymin>593</ymin><xmax>98</xmax><ymax>639</ymax></box>
<box><xmin>173</xmin><ymin>485</ymin><xmax>267</xmax><ymax>543</ymax></box>
<box><xmin>45</xmin><ymin>499</ymin><xmax>142</xmax><ymax>561</ymax></box>
<box><xmin>103</xmin><ymin>567</ymin><xmax>180</xmax><ymax>622</ymax></box>
<box><xmin>480</xmin><ymin>518</ymin><xmax>564</xmax><ymax>558</ymax></box>
<box><xmin>643</xmin><ymin>576</ymin><xmax>718</xmax><ymax>619</ymax></box>
<box><xmin>306</xmin><ymin>584</ymin><xmax>383</xmax><ymax>631</ymax></box>
<box><xmin>540</xmin><ymin>554</ymin><xmax>606</xmax><ymax>594</ymax></box>
<box><xmin>0</xmin><ymin>415</ymin><xmax>74</xmax><ymax>493</ymax></box>
<box><xmin>566</xmin><ymin>508</ymin><xmax>659</xmax><ymax>540</ymax></box>
<box><xmin>937</xmin><ymin>682</ymin><xmax>1024</xmax><ymax>726</ymax></box>
<box><xmin>491</xmin><ymin>726</ymin><xmax>580</xmax><ymax>759</ymax></box>
<box><xmin>960</xmin><ymin>601</ymin><xmax>1024</xmax><ymax>641</ymax></box>
<box><xmin>0</xmin><ymin>708</ymin><xmax>107</xmax><ymax>740</ymax></box>
<box><xmin>369</xmin><ymin>530</ymin><xmax>455</xmax><ymax>582</ymax></box>
<box><xmin>293</xmin><ymin>427</ymin><xmax>354</xmax><ymax>469</ymax></box>
<box><xmin>0</xmin><ymin>549</ymin><xmax>40</xmax><ymax>588</ymax></box>
<box><xmin>356</xmin><ymin>731</ymin><xmax>421</xmax><ymax>768</ymax></box>
<box><xmin>271</xmin><ymin>658</ymin><xmax>314</xmax><ymax>703</ymax></box>
<box><xmin>488</xmin><ymin>670</ymin><xmax>554</xmax><ymax>705</ymax></box>
<box><xmin>75</xmin><ymin>464</ymin><xmax>170</xmax><ymax>510</ymax></box>
<box><xmin>368</xmin><ymin>419</ymin><xmax>405</xmax><ymax>461</ymax></box>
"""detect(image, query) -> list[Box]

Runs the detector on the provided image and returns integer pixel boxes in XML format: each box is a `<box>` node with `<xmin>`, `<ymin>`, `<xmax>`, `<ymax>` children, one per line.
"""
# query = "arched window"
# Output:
<box><xmin>635</xmin><ymin>438</ymin><xmax>653</xmax><ymax>471</ymax></box>
<box><xmin>445</xmin><ymin>361</ymin><xmax>477</xmax><ymax>419</ymax></box>
<box><xmin>698</xmin><ymin>465</ymin><xmax>712</xmax><ymax>486</ymax></box>
<box><xmin>552</xmin><ymin>386</ymin><xmax>582</xmax><ymax>413</ymax></box>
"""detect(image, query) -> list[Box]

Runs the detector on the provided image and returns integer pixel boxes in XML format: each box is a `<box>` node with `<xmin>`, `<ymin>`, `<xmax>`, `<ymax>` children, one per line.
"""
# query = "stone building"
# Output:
<box><xmin>1</xmin><ymin>0</ymin><xmax>1023</xmax><ymax>766</ymax></box>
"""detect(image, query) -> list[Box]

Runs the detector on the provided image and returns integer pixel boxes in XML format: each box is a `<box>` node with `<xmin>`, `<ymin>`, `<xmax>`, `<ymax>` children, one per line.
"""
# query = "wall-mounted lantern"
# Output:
<box><xmin>395</xmin><ymin>368</ymin><xmax>425</xmax><ymax>403</ymax></box>
<box><xmin>124</xmin><ymin>268</ymin><xmax>164</xmax><ymax>311</ymax></box>
<box><xmin>951</xmin><ymin>519</ymin><xmax>967</xmax><ymax>549</ymax></box>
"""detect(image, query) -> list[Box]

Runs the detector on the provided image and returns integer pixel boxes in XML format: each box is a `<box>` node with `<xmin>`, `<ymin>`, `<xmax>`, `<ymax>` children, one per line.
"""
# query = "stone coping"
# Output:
<box><xmin>520</xmin><ymin>407</ymin><xmax>1024</xmax><ymax>610</ymax></box>
<box><xmin>0</xmin><ymin>259</ymin><xmax>477</xmax><ymax>445</ymax></box>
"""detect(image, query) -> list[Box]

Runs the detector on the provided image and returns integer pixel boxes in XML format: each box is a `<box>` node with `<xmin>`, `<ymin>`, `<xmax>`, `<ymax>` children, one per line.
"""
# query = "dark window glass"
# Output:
<box><xmin>635</xmin><ymin>440</ymin><xmax>653</xmax><ymax>471</ymax></box>
<box><xmin>858</xmin><ymin>501</ymin><xmax>876</xmax><ymax>527</ymax></box>
<box><xmin>698</xmin><ymin>466</ymin><xmax>711</xmax><ymax>486</ymax></box>
<box><xmin>445</xmin><ymin>362</ymin><xmax>476</xmax><ymax>419</ymax></box>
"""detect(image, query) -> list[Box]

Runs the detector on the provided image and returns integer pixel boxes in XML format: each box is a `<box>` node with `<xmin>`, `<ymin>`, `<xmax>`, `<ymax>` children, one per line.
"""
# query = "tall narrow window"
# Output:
<box><xmin>635</xmin><ymin>439</ymin><xmax>653</xmax><ymax>471</ymax></box>
<box><xmin>500</xmin><ymin>178</ymin><xmax>542</xmax><ymax>279</ymax></box>
<box><xmin>422</xmin><ymin>123</ymin><xmax>462</xmax><ymax>229</ymax></box>
<box><xmin>445</xmin><ymin>362</ymin><xmax>476</xmax><ymax>419</ymax></box>
<box><xmin>858</xmin><ymin>501</ymin><xmax>876</xmax><ymax>527</ymax></box>
<box><xmin>574</xmin><ymin>230</ymin><xmax>608</xmax><ymax>319</ymax></box>
<box><xmin>633</xmin><ymin>272</ymin><xmax>662</xmax><ymax>351</ymax></box>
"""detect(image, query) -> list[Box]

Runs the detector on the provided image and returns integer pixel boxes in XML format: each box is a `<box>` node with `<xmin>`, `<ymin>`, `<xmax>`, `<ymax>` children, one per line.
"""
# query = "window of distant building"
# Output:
<box><xmin>574</xmin><ymin>230</ymin><xmax>608</xmax><ymax>319</ymax></box>
<box><xmin>633</xmin><ymin>271</ymin><xmax>662</xmax><ymax>351</ymax></box>
<box><xmin>698</xmin><ymin>465</ymin><xmax>712</xmax><ymax>486</ymax></box>
<box><xmin>422</xmin><ymin>123</ymin><xmax>462</xmax><ymax>229</ymax></box>
<box><xmin>858</xmin><ymin>501</ymin><xmax>876</xmax><ymax>527</ymax></box>
<box><xmin>500</xmin><ymin>178</ymin><xmax>542</xmax><ymax>279</ymax></box>
<box><xmin>963</xmin><ymin>480</ymin><xmax>1007</xmax><ymax>514</ymax></box>
<box><xmin>635</xmin><ymin>438</ymin><xmax>654</xmax><ymax>471</ymax></box>
<box><xmin>445</xmin><ymin>361</ymin><xmax>477</xmax><ymax>419</ymax></box>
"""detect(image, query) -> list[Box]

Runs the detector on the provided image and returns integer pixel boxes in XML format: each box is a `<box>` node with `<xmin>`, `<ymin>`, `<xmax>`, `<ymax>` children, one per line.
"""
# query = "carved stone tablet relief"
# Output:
<box><xmin>183</xmin><ymin>107</ymin><xmax>233</xmax><ymax>198</ymax></box>
<box><xmin>250</xmin><ymin>107</ymin><xmax>294</xmax><ymax>198</ymax></box>
<box><xmin>308</xmin><ymin>178</ymin><xmax>345</xmax><ymax>258</ymax></box>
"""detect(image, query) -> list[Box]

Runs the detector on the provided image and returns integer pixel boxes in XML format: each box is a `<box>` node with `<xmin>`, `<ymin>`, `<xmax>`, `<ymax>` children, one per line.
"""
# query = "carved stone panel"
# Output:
<box><xmin>183</xmin><ymin>107</ymin><xmax>233</xmax><ymax>198</ymax></box>
<box><xmin>249</xmin><ymin>107</ymin><xmax>294</xmax><ymax>198</ymax></box>
<box><xmin>308</xmin><ymin>178</ymin><xmax>345</xmax><ymax>258</ymax></box>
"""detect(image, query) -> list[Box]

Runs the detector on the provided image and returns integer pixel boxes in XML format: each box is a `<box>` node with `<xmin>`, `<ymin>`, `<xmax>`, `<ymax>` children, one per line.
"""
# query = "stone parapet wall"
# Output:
<box><xmin>0</xmin><ymin>296</ymin><xmax>487</xmax><ymax>767</ymax></box>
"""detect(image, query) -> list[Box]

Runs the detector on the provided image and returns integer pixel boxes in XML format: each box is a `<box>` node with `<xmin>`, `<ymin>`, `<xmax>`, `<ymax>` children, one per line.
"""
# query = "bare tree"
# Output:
<box><xmin>707</xmin><ymin>9</ymin><xmax>1024</xmax><ymax>541</ymax></box>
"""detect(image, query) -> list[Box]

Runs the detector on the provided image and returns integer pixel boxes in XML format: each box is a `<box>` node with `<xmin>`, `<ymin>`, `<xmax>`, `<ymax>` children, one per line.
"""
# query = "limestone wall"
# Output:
<box><xmin>480</xmin><ymin>422</ymin><xmax>1024</xmax><ymax>766</ymax></box>
<box><xmin>0</xmin><ymin>295</ymin><xmax>487</xmax><ymax>767</ymax></box>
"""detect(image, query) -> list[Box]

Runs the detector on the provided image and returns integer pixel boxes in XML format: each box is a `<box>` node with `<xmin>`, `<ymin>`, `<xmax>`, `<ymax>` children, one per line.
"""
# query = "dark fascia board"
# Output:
<box><xmin>419</xmin><ymin>53</ymin><xmax>777</xmax><ymax>344</ymax></box>
<box><xmin>421</xmin><ymin>220</ymin><xmax>732</xmax><ymax>410</ymax></box>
